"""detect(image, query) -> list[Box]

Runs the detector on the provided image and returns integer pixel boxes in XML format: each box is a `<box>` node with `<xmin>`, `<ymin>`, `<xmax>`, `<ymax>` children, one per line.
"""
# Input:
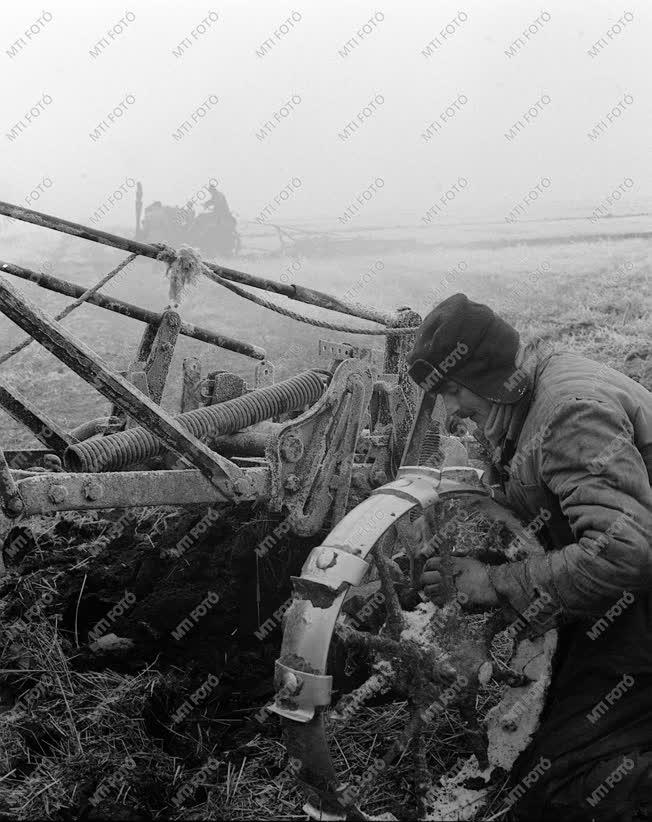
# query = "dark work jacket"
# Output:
<box><xmin>488</xmin><ymin>351</ymin><xmax>652</xmax><ymax>814</ymax></box>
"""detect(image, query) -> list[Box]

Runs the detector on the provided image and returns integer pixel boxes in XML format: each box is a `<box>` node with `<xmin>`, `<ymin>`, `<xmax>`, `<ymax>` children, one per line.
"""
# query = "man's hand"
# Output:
<box><xmin>421</xmin><ymin>556</ymin><xmax>499</xmax><ymax>608</ymax></box>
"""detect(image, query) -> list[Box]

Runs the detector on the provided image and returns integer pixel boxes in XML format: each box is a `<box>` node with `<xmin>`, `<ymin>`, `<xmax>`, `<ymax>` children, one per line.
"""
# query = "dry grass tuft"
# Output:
<box><xmin>0</xmin><ymin>610</ymin><xmax>175</xmax><ymax>819</ymax></box>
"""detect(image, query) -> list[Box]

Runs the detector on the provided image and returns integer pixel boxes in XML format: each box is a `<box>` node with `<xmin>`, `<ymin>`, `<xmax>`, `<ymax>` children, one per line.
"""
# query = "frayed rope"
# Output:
<box><xmin>155</xmin><ymin>244</ymin><xmax>203</xmax><ymax>307</ymax></box>
<box><xmin>154</xmin><ymin>243</ymin><xmax>418</xmax><ymax>335</ymax></box>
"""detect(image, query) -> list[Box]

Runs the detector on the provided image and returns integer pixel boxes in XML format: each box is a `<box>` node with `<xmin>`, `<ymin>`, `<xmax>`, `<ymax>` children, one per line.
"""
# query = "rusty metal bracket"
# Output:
<box><xmin>266</xmin><ymin>359</ymin><xmax>374</xmax><ymax>536</ymax></box>
<box><xmin>300</xmin><ymin>545</ymin><xmax>370</xmax><ymax>591</ymax></box>
<box><xmin>0</xmin><ymin>448</ymin><xmax>25</xmax><ymax>517</ymax></box>
<box><xmin>362</xmin><ymin>374</ymin><xmax>411</xmax><ymax>487</ymax></box>
<box><xmin>143</xmin><ymin>308</ymin><xmax>181</xmax><ymax>403</ymax></box>
<box><xmin>318</xmin><ymin>339</ymin><xmax>379</xmax><ymax>366</ymax></box>
<box><xmin>201</xmin><ymin>371</ymin><xmax>247</xmax><ymax>405</ymax></box>
<box><xmin>0</xmin><ymin>275</ymin><xmax>245</xmax><ymax>488</ymax></box>
<box><xmin>181</xmin><ymin>357</ymin><xmax>202</xmax><ymax>412</ymax></box>
<box><xmin>272</xmin><ymin>660</ymin><xmax>333</xmax><ymax>722</ymax></box>
<box><xmin>110</xmin><ymin>310</ymin><xmax>180</xmax><ymax>420</ymax></box>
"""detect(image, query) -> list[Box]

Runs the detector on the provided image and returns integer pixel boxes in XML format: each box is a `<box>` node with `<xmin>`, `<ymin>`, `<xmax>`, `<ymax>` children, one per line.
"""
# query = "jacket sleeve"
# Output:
<box><xmin>488</xmin><ymin>397</ymin><xmax>652</xmax><ymax>634</ymax></box>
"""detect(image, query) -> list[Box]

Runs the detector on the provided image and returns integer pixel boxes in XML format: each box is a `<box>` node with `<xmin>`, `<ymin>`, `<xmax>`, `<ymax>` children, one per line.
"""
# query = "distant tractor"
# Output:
<box><xmin>136</xmin><ymin>181</ymin><xmax>241</xmax><ymax>258</ymax></box>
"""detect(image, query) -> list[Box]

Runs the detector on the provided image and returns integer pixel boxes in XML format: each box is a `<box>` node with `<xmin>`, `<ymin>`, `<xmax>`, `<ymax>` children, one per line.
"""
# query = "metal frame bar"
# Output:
<box><xmin>8</xmin><ymin>460</ymin><xmax>379</xmax><ymax>517</ymax></box>
<box><xmin>0</xmin><ymin>261</ymin><xmax>265</xmax><ymax>360</ymax></box>
<box><xmin>0</xmin><ymin>275</ymin><xmax>245</xmax><ymax>488</ymax></box>
<box><xmin>15</xmin><ymin>467</ymin><xmax>269</xmax><ymax>514</ymax></box>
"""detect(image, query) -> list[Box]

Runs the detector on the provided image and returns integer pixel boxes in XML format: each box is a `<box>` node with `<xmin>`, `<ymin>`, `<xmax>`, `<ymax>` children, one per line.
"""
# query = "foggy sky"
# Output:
<box><xmin>1</xmin><ymin>0</ymin><xmax>650</xmax><ymax>229</ymax></box>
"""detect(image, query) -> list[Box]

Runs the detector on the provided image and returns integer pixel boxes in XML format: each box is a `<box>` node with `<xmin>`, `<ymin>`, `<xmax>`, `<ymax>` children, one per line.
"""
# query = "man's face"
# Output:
<box><xmin>436</xmin><ymin>380</ymin><xmax>492</xmax><ymax>429</ymax></box>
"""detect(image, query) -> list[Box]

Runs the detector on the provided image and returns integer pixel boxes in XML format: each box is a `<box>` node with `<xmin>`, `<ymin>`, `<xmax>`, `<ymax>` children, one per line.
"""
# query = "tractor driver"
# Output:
<box><xmin>204</xmin><ymin>181</ymin><xmax>236</xmax><ymax>228</ymax></box>
<box><xmin>407</xmin><ymin>293</ymin><xmax>652</xmax><ymax>822</ymax></box>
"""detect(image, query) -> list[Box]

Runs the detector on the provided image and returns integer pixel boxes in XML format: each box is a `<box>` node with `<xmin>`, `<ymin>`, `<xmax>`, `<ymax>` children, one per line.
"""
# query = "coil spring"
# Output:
<box><xmin>418</xmin><ymin>419</ymin><xmax>442</xmax><ymax>468</ymax></box>
<box><xmin>64</xmin><ymin>369</ymin><xmax>329</xmax><ymax>473</ymax></box>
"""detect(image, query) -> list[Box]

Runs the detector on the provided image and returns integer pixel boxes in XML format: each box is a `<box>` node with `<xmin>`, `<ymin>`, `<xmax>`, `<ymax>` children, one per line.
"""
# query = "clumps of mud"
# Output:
<box><xmin>0</xmin><ymin>505</ymin><xmax>323</xmax><ymax>820</ymax></box>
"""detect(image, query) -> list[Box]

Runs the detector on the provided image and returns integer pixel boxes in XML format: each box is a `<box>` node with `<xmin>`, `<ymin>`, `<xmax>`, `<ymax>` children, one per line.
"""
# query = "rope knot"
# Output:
<box><xmin>153</xmin><ymin>243</ymin><xmax>177</xmax><ymax>265</ymax></box>
<box><xmin>155</xmin><ymin>243</ymin><xmax>204</xmax><ymax>307</ymax></box>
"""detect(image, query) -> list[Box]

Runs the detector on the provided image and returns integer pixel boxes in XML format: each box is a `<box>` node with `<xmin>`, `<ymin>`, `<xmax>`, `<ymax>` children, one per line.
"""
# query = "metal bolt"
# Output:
<box><xmin>316</xmin><ymin>547</ymin><xmax>336</xmax><ymax>570</ymax></box>
<box><xmin>48</xmin><ymin>484</ymin><xmax>67</xmax><ymax>504</ymax></box>
<box><xmin>6</xmin><ymin>496</ymin><xmax>24</xmax><ymax>515</ymax></box>
<box><xmin>233</xmin><ymin>478</ymin><xmax>249</xmax><ymax>496</ymax></box>
<box><xmin>282</xmin><ymin>671</ymin><xmax>300</xmax><ymax>695</ymax></box>
<box><xmin>284</xmin><ymin>474</ymin><xmax>301</xmax><ymax>493</ymax></box>
<box><xmin>280</xmin><ymin>434</ymin><xmax>304</xmax><ymax>463</ymax></box>
<box><xmin>83</xmin><ymin>480</ymin><xmax>103</xmax><ymax>501</ymax></box>
<box><xmin>43</xmin><ymin>454</ymin><xmax>62</xmax><ymax>471</ymax></box>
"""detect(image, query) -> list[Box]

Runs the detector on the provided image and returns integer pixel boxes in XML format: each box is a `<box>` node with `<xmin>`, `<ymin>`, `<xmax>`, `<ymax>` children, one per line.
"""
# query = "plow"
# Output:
<box><xmin>0</xmin><ymin>200</ymin><xmax>556</xmax><ymax>820</ymax></box>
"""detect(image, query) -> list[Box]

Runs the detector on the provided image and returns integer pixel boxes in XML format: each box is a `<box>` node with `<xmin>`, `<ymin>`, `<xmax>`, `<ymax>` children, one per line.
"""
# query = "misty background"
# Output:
<box><xmin>1</xmin><ymin>0</ymin><xmax>650</xmax><ymax>228</ymax></box>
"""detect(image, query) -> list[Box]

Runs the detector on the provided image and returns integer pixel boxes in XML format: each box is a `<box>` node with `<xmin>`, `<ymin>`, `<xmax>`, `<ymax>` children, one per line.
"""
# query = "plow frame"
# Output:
<box><xmin>0</xmin><ymin>200</ymin><xmax>422</xmax><ymax>540</ymax></box>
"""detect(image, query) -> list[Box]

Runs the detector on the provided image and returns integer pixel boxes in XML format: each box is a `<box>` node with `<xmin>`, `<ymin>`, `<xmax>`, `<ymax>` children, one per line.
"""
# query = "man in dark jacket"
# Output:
<box><xmin>408</xmin><ymin>293</ymin><xmax>652</xmax><ymax>822</ymax></box>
